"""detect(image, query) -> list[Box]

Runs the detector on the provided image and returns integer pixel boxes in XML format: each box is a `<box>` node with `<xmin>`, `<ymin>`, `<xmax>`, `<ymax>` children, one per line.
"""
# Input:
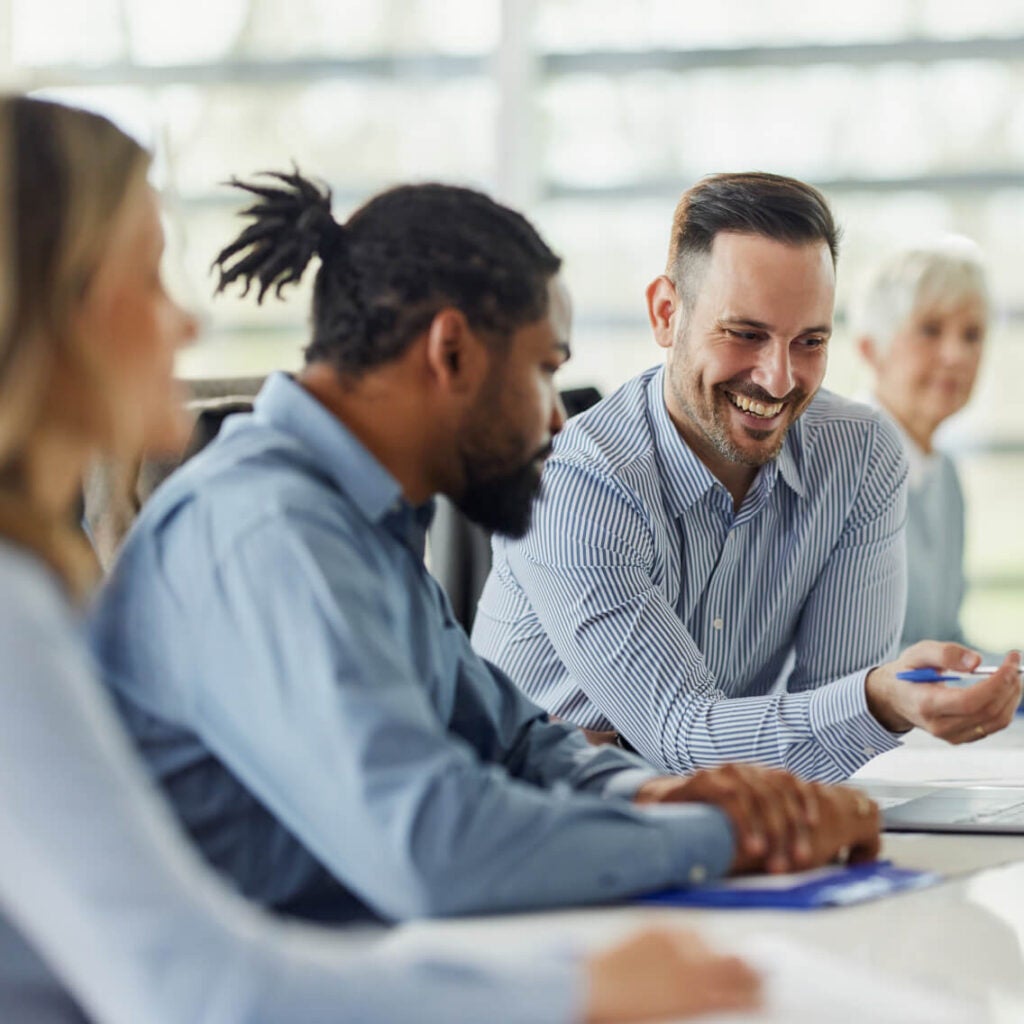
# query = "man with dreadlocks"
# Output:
<box><xmin>90</xmin><ymin>171</ymin><xmax>880</xmax><ymax>925</ymax></box>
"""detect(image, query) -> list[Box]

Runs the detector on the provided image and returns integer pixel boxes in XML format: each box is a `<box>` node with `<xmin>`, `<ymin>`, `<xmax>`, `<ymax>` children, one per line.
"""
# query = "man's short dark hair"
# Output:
<box><xmin>666</xmin><ymin>172</ymin><xmax>841</xmax><ymax>306</ymax></box>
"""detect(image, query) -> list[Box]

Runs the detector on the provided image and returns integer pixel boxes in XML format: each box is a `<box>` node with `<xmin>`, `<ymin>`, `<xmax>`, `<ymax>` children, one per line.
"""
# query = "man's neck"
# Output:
<box><xmin>297</xmin><ymin>362</ymin><xmax>438</xmax><ymax>506</ymax></box>
<box><xmin>663</xmin><ymin>399</ymin><xmax>758</xmax><ymax>512</ymax></box>
<box><xmin>690</xmin><ymin>443</ymin><xmax>756</xmax><ymax>512</ymax></box>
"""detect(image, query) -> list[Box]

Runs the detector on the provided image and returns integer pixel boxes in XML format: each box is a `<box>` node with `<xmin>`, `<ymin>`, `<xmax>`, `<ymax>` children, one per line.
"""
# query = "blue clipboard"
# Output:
<box><xmin>635</xmin><ymin>860</ymin><xmax>941</xmax><ymax>910</ymax></box>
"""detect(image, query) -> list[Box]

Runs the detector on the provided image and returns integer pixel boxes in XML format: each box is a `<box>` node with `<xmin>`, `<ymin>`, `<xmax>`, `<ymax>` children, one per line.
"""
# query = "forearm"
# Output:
<box><xmin>241</xmin><ymin>933</ymin><xmax>584</xmax><ymax>1024</ymax></box>
<box><xmin>319</xmin><ymin>752</ymin><xmax>735</xmax><ymax>917</ymax></box>
<box><xmin>659</xmin><ymin>671</ymin><xmax>901</xmax><ymax>782</ymax></box>
<box><xmin>503</xmin><ymin>713</ymin><xmax>658</xmax><ymax>798</ymax></box>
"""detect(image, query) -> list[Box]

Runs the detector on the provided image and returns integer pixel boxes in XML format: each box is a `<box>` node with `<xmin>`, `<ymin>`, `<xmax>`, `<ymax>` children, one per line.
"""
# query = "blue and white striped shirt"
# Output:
<box><xmin>471</xmin><ymin>365</ymin><xmax>910</xmax><ymax>783</ymax></box>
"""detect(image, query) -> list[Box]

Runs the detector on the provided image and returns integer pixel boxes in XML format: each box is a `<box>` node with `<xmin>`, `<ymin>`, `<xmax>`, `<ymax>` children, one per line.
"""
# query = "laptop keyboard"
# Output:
<box><xmin>953</xmin><ymin>799</ymin><xmax>1024</xmax><ymax>825</ymax></box>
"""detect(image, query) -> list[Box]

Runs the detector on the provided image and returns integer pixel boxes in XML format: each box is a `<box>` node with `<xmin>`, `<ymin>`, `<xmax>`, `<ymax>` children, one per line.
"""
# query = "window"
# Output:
<box><xmin>7</xmin><ymin>0</ymin><xmax>1023</xmax><ymax>649</ymax></box>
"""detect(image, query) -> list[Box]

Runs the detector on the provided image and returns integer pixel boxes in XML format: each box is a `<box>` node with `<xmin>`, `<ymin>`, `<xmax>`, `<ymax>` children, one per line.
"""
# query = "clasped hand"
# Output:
<box><xmin>635</xmin><ymin>764</ymin><xmax>880</xmax><ymax>874</ymax></box>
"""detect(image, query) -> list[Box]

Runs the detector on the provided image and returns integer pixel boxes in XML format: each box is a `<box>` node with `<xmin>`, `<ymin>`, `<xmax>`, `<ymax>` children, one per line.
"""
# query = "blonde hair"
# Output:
<box><xmin>0</xmin><ymin>96</ymin><xmax>151</xmax><ymax>595</ymax></box>
<box><xmin>852</xmin><ymin>236</ymin><xmax>990</xmax><ymax>351</ymax></box>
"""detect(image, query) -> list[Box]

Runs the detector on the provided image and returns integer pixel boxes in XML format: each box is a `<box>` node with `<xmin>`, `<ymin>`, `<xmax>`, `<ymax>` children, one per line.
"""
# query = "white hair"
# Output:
<box><xmin>852</xmin><ymin>235</ymin><xmax>990</xmax><ymax>350</ymax></box>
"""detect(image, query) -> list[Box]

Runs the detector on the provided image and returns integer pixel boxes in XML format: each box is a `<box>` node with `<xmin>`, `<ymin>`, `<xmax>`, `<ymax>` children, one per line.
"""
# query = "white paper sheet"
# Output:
<box><xmin>702</xmin><ymin>934</ymin><xmax>984</xmax><ymax>1024</ymax></box>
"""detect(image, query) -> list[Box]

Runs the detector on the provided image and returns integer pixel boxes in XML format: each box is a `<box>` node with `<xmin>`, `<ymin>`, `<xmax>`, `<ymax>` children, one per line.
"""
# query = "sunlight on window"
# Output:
<box><xmin>7</xmin><ymin>0</ymin><xmax>1024</xmax><ymax>648</ymax></box>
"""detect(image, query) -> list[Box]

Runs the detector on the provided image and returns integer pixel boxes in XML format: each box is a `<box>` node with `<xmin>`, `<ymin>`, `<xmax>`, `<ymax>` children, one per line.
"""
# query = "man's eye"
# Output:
<box><xmin>727</xmin><ymin>329</ymin><xmax>761</xmax><ymax>342</ymax></box>
<box><xmin>798</xmin><ymin>336</ymin><xmax>827</xmax><ymax>349</ymax></box>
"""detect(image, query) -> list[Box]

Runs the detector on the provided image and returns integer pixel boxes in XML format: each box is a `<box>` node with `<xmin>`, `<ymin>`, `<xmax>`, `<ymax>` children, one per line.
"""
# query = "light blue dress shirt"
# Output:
<box><xmin>89</xmin><ymin>372</ymin><xmax>735</xmax><ymax>924</ymax></box>
<box><xmin>0</xmin><ymin>539</ymin><xmax>584</xmax><ymax>1024</ymax></box>
<box><xmin>472</xmin><ymin>365</ymin><xmax>910</xmax><ymax>783</ymax></box>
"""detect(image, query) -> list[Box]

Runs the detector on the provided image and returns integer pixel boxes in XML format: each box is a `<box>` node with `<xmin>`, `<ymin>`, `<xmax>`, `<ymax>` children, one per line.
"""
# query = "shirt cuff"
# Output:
<box><xmin>641</xmin><ymin>803</ymin><xmax>735</xmax><ymax>885</ymax></box>
<box><xmin>808</xmin><ymin>670</ymin><xmax>903</xmax><ymax>780</ymax></box>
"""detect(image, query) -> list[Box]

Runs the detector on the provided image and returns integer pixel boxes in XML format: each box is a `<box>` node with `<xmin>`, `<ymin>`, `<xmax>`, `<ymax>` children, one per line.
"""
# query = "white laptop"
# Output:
<box><xmin>856</xmin><ymin>781</ymin><xmax>1024</xmax><ymax>834</ymax></box>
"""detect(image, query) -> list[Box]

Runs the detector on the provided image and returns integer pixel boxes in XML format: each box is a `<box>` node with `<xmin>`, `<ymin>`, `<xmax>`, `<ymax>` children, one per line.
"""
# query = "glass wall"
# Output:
<box><xmin>5</xmin><ymin>0</ymin><xmax>1024</xmax><ymax>649</ymax></box>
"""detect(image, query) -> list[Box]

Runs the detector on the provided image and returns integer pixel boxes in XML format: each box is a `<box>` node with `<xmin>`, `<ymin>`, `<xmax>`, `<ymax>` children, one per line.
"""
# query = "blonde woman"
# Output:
<box><xmin>854</xmin><ymin>239</ymin><xmax>989</xmax><ymax>649</ymax></box>
<box><xmin>0</xmin><ymin>96</ymin><xmax>760</xmax><ymax>1024</ymax></box>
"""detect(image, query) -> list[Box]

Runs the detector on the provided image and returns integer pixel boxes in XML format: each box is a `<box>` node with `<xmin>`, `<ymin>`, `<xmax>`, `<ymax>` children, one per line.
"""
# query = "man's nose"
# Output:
<box><xmin>750</xmin><ymin>339</ymin><xmax>794</xmax><ymax>398</ymax></box>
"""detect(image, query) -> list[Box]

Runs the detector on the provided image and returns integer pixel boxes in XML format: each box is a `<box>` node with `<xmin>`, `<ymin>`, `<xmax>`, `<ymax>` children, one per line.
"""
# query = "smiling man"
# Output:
<box><xmin>472</xmin><ymin>172</ymin><xmax>1022</xmax><ymax>781</ymax></box>
<box><xmin>89</xmin><ymin>174</ymin><xmax>894</xmax><ymax>930</ymax></box>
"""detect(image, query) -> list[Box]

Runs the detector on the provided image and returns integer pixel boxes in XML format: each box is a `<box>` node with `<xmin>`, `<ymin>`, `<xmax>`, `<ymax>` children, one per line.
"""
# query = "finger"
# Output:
<box><xmin>900</xmin><ymin>640</ymin><xmax>980</xmax><ymax>672</ymax></box>
<box><xmin>943</xmin><ymin>684</ymin><xmax>1020</xmax><ymax>744</ymax></box>
<box><xmin>847</xmin><ymin>812</ymin><xmax>882</xmax><ymax>862</ymax></box>
<box><xmin>799</xmin><ymin>780</ymin><xmax>821</xmax><ymax>827</ymax></box>
<box><xmin>922</xmin><ymin>668</ymin><xmax>1017</xmax><ymax>722</ymax></box>
<box><xmin>749</xmin><ymin>769</ymin><xmax>799</xmax><ymax>872</ymax></box>
<box><xmin>815</xmin><ymin>787</ymin><xmax>880</xmax><ymax>864</ymax></box>
<box><xmin>777</xmin><ymin>777</ymin><xmax>815</xmax><ymax>867</ymax></box>
<box><xmin>716</xmin><ymin>769</ymin><xmax>768</xmax><ymax>861</ymax></box>
<box><xmin>970</xmin><ymin>679</ymin><xmax>1023</xmax><ymax>741</ymax></box>
<box><xmin>839</xmin><ymin>789</ymin><xmax>882</xmax><ymax>862</ymax></box>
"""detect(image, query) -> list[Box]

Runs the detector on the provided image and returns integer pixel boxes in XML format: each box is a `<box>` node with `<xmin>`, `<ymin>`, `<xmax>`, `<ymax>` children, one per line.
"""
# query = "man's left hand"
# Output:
<box><xmin>634</xmin><ymin>764</ymin><xmax>879</xmax><ymax>875</ymax></box>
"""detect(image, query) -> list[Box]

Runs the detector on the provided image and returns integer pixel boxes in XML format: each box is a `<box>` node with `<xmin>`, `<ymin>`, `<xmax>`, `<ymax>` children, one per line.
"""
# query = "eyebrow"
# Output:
<box><xmin>719</xmin><ymin>317</ymin><xmax>832</xmax><ymax>336</ymax></box>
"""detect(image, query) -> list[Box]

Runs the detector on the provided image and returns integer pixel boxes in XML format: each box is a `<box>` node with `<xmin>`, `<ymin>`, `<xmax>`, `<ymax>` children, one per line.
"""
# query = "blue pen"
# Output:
<box><xmin>897</xmin><ymin>666</ymin><xmax>1014</xmax><ymax>686</ymax></box>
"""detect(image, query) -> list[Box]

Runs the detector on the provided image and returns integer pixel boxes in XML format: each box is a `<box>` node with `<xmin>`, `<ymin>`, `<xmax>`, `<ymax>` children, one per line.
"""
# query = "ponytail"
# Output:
<box><xmin>213</xmin><ymin>171</ymin><xmax>562</xmax><ymax>377</ymax></box>
<box><xmin>212</xmin><ymin>169</ymin><xmax>345</xmax><ymax>303</ymax></box>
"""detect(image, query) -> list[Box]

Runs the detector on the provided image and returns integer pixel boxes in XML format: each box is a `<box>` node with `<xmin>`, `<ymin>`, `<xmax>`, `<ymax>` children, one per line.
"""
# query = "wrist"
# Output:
<box><xmin>865</xmin><ymin>667</ymin><xmax>912</xmax><ymax>733</ymax></box>
<box><xmin>633</xmin><ymin>775</ymin><xmax>681</xmax><ymax>804</ymax></box>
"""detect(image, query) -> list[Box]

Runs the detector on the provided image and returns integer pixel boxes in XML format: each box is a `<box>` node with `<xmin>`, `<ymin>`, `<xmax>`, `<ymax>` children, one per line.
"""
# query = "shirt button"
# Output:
<box><xmin>712</xmin><ymin>617</ymin><xmax>723</xmax><ymax>630</ymax></box>
<box><xmin>863</xmin><ymin>746</ymin><xmax>876</xmax><ymax>757</ymax></box>
<box><xmin>689</xmin><ymin>864</ymin><xmax>708</xmax><ymax>884</ymax></box>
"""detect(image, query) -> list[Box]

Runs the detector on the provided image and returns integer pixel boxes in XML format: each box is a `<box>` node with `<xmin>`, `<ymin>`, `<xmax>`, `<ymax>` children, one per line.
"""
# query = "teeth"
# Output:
<box><xmin>728</xmin><ymin>392</ymin><xmax>783</xmax><ymax>418</ymax></box>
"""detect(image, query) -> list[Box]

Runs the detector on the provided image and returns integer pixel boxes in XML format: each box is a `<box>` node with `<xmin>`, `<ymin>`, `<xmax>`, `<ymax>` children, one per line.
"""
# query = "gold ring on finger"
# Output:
<box><xmin>855</xmin><ymin>796</ymin><xmax>873</xmax><ymax>817</ymax></box>
<box><xmin>976</xmin><ymin>724</ymin><xmax>986</xmax><ymax>739</ymax></box>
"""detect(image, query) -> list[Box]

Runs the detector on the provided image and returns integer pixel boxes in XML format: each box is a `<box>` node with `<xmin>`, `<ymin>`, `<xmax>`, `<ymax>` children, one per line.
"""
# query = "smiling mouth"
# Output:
<box><xmin>725</xmin><ymin>391</ymin><xmax>785</xmax><ymax>420</ymax></box>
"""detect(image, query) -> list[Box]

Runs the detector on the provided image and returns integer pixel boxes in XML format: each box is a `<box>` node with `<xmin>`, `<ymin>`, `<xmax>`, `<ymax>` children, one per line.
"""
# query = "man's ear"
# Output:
<box><xmin>646</xmin><ymin>275</ymin><xmax>680</xmax><ymax>351</ymax></box>
<box><xmin>423</xmin><ymin>307</ymin><xmax>487</xmax><ymax>394</ymax></box>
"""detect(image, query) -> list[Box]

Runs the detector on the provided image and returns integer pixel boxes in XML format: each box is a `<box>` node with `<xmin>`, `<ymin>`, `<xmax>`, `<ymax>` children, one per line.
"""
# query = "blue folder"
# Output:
<box><xmin>635</xmin><ymin>860</ymin><xmax>941</xmax><ymax>910</ymax></box>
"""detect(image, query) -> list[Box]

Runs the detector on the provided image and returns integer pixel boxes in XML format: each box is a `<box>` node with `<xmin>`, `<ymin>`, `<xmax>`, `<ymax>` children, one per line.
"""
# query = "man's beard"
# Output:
<box><xmin>670</xmin><ymin>364</ymin><xmax>807</xmax><ymax>468</ymax></box>
<box><xmin>455</xmin><ymin>442</ymin><xmax>553</xmax><ymax>539</ymax></box>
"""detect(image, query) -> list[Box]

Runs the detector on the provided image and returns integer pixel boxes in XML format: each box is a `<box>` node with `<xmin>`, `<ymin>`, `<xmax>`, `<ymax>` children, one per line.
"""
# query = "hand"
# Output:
<box><xmin>581</xmin><ymin>727</ymin><xmax>620</xmax><ymax>746</ymax></box>
<box><xmin>634</xmin><ymin>764</ymin><xmax>880</xmax><ymax>874</ymax></box>
<box><xmin>866</xmin><ymin>643</ymin><xmax>1021</xmax><ymax>742</ymax></box>
<box><xmin>583</xmin><ymin>928</ymin><xmax>761</xmax><ymax>1023</ymax></box>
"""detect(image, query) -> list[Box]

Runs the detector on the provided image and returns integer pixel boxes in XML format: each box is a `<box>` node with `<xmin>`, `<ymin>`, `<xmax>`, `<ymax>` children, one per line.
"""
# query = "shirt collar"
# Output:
<box><xmin>645</xmin><ymin>365</ymin><xmax>806</xmax><ymax>516</ymax></box>
<box><xmin>252</xmin><ymin>373</ymin><xmax>432</xmax><ymax>547</ymax></box>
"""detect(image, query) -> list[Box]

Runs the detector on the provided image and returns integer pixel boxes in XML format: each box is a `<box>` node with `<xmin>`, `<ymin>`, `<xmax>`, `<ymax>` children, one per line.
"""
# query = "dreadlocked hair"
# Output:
<box><xmin>212</xmin><ymin>170</ymin><xmax>562</xmax><ymax>376</ymax></box>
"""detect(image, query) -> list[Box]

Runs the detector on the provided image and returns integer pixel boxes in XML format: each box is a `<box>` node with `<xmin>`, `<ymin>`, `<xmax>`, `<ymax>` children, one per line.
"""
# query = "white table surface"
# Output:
<box><xmin>387</xmin><ymin>721</ymin><xmax>1024</xmax><ymax>1022</ymax></box>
